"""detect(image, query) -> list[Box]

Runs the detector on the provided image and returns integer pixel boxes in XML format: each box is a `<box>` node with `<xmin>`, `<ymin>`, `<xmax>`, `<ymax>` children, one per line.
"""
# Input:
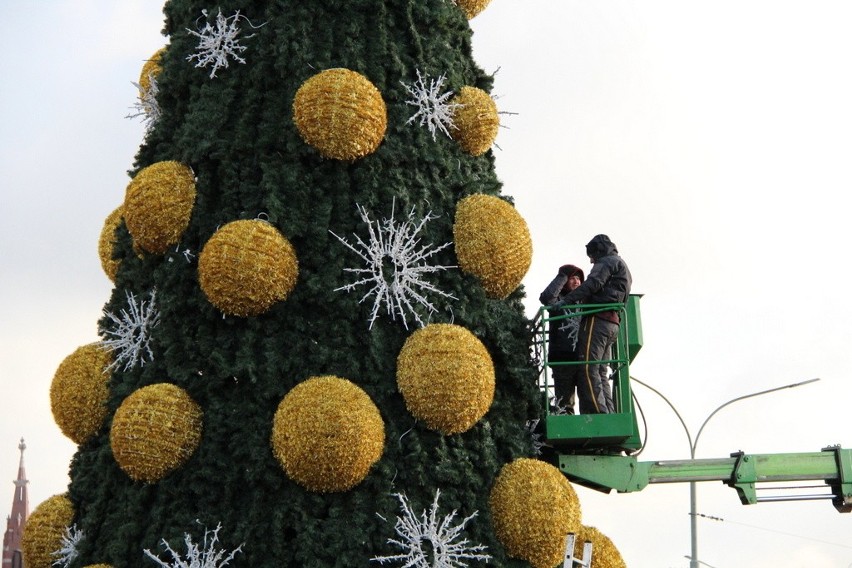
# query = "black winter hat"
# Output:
<box><xmin>559</xmin><ymin>264</ymin><xmax>585</xmax><ymax>291</ymax></box>
<box><xmin>559</xmin><ymin>264</ymin><xmax>585</xmax><ymax>281</ymax></box>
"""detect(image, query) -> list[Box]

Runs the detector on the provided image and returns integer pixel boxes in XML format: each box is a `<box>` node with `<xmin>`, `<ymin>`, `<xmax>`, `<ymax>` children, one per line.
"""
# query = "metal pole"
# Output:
<box><xmin>689</xmin><ymin>478</ymin><xmax>697</xmax><ymax>568</ymax></box>
<box><xmin>631</xmin><ymin>376</ymin><xmax>820</xmax><ymax>568</ymax></box>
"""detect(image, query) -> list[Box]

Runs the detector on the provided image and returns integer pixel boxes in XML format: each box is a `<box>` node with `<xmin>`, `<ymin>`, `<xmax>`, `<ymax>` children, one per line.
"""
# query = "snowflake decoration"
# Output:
<box><xmin>550</xmin><ymin>395</ymin><xmax>569</xmax><ymax>416</ymax></box>
<box><xmin>100</xmin><ymin>289</ymin><xmax>160</xmax><ymax>371</ymax></box>
<box><xmin>143</xmin><ymin>523</ymin><xmax>243</xmax><ymax>568</ymax></box>
<box><xmin>401</xmin><ymin>70</ymin><xmax>462</xmax><ymax>140</ymax></box>
<box><xmin>186</xmin><ymin>9</ymin><xmax>257</xmax><ymax>78</ymax></box>
<box><xmin>556</xmin><ymin>308</ymin><xmax>581</xmax><ymax>352</ymax></box>
<box><xmin>127</xmin><ymin>73</ymin><xmax>161</xmax><ymax>130</ymax></box>
<box><xmin>525</xmin><ymin>419</ymin><xmax>546</xmax><ymax>456</ymax></box>
<box><xmin>372</xmin><ymin>490</ymin><xmax>491</xmax><ymax>568</ymax></box>
<box><xmin>331</xmin><ymin>202</ymin><xmax>456</xmax><ymax>330</ymax></box>
<box><xmin>52</xmin><ymin>524</ymin><xmax>83</xmax><ymax>568</ymax></box>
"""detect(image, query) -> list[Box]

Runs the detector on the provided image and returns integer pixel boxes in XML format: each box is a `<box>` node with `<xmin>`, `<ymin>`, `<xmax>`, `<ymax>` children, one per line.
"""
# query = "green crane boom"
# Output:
<box><xmin>559</xmin><ymin>446</ymin><xmax>852</xmax><ymax>512</ymax></box>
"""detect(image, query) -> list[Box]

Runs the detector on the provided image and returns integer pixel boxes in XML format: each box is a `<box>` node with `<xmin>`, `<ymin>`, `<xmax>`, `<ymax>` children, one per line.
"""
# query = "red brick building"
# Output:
<box><xmin>2</xmin><ymin>439</ymin><xmax>28</xmax><ymax>568</ymax></box>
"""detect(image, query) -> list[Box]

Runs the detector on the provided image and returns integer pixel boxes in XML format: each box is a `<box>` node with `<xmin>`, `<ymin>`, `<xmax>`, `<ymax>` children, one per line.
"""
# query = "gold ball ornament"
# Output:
<box><xmin>453</xmin><ymin>194</ymin><xmax>532</xmax><ymax>299</ymax></box>
<box><xmin>455</xmin><ymin>0</ymin><xmax>492</xmax><ymax>19</ymax></box>
<box><xmin>271</xmin><ymin>376</ymin><xmax>385</xmax><ymax>493</ymax></box>
<box><xmin>50</xmin><ymin>343</ymin><xmax>112</xmax><ymax>444</ymax></box>
<box><xmin>489</xmin><ymin>458</ymin><xmax>581</xmax><ymax>568</ymax></box>
<box><xmin>21</xmin><ymin>494</ymin><xmax>74</xmax><ymax>568</ymax></box>
<box><xmin>198</xmin><ymin>220</ymin><xmax>299</xmax><ymax>317</ymax></box>
<box><xmin>293</xmin><ymin>68</ymin><xmax>387</xmax><ymax>160</ymax></box>
<box><xmin>450</xmin><ymin>86</ymin><xmax>499</xmax><ymax>156</ymax></box>
<box><xmin>110</xmin><ymin>383</ymin><xmax>203</xmax><ymax>483</ymax></box>
<box><xmin>98</xmin><ymin>206</ymin><xmax>124</xmax><ymax>282</ymax></box>
<box><xmin>138</xmin><ymin>47</ymin><xmax>165</xmax><ymax>95</ymax></box>
<box><xmin>123</xmin><ymin>161</ymin><xmax>196</xmax><ymax>255</ymax></box>
<box><xmin>574</xmin><ymin>526</ymin><xmax>626</xmax><ymax>568</ymax></box>
<box><xmin>396</xmin><ymin>324</ymin><xmax>494</xmax><ymax>434</ymax></box>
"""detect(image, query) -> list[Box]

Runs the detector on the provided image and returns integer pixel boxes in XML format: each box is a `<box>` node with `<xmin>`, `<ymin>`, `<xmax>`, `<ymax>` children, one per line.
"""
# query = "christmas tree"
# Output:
<box><xmin>28</xmin><ymin>1</ymin><xmax>590</xmax><ymax>567</ymax></box>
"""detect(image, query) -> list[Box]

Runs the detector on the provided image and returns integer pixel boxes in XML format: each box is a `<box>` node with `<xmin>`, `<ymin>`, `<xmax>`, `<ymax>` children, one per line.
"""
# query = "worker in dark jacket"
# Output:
<box><xmin>539</xmin><ymin>264</ymin><xmax>585</xmax><ymax>414</ymax></box>
<box><xmin>552</xmin><ymin>234</ymin><xmax>632</xmax><ymax>414</ymax></box>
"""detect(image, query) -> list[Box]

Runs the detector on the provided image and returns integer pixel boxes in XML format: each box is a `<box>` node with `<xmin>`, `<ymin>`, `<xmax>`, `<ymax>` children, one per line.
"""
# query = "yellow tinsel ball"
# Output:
<box><xmin>138</xmin><ymin>48</ymin><xmax>165</xmax><ymax>95</ymax></box>
<box><xmin>50</xmin><ymin>343</ymin><xmax>113</xmax><ymax>445</ymax></box>
<box><xmin>198</xmin><ymin>219</ymin><xmax>299</xmax><ymax>317</ymax></box>
<box><xmin>453</xmin><ymin>194</ymin><xmax>532</xmax><ymax>299</ymax></box>
<box><xmin>396</xmin><ymin>324</ymin><xmax>494</xmax><ymax>435</ymax></box>
<box><xmin>21</xmin><ymin>494</ymin><xmax>74</xmax><ymax>568</ymax></box>
<box><xmin>489</xmin><ymin>458</ymin><xmax>581</xmax><ymax>568</ymax></box>
<box><xmin>110</xmin><ymin>383</ymin><xmax>203</xmax><ymax>483</ymax></box>
<box><xmin>450</xmin><ymin>86</ymin><xmax>499</xmax><ymax>156</ymax></box>
<box><xmin>455</xmin><ymin>0</ymin><xmax>492</xmax><ymax>19</ymax></box>
<box><xmin>98</xmin><ymin>206</ymin><xmax>123</xmax><ymax>282</ymax></box>
<box><xmin>575</xmin><ymin>525</ymin><xmax>626</xmax><ymax>568</ymax></box>
<box><xmin>293</xmin><ymin>68</ymin><xmax>387</xmax><ymax>160</ymax></box>
<box><xmin>123</xmin><ymin>161</ymin><xmax>196</xmax><ymax>255</ymax></box>
<box><xmin>271</xmin><ymin>376</ymin><xmax>385</xmax><ymax>493</ymax></box>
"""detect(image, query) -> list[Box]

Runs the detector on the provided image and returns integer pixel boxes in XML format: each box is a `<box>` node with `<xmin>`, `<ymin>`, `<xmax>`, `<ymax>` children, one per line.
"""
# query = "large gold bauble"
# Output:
<box><xmin>271</xmin><ymin>376</ymin><xmax>385</xmax><ymax>493</ymax></box>
<box><xmin>98</xmin><ymin>206</ymin><xmax>123</xmax><ymax>282</ymax></box>
<box><xmin>396</xmin><ymin>324</ymin><xmax>494</xmax><ymax>435</ymax></box>
<box><xmin>198</xmin><ymin>219</ymin><xmax>299</xmax><ymax>317</ymax></box>
<box><xmin>489</xmin><ymin>458</ymin><xmax>581</xmax><ymax>568</ymax></box>
<box><xmin>21</xmin><ymin>494</ymin><xmax>74</xmax><ymax>568</ymax></box>
<box><xmin>293</xmin><ymin>68</ymin><xmax>387</xmax><ymax>160</ymax></box>
<box><xmin>50</xmin><ymin>343</ymin><xmax>112</xmax><ymax>444</ymax></box>
<box><xmin>453</xmin><ymin>194</ymin><xmax>532</xmax><ymax>299</ymax></box>
<box><xmin>110</xmin><ymin>383</ymin><xmax>203</xmax><ymax>483</ymax></box>
<box><xmin>138</xmin><ymin>47</ymin><xmax>165</xmax><ymax>95</ymax></box>
<box><xmin>455</xmin><ymin>0</ymin><xmax>492</xmax><ymax>19</ymax></box>
<box><xmin>575</xmin><ymin>525</ymin><xmax>626</xmax><ymax>568</ymax></box>
<box><xmin>123</xmin><ymin>161</ymin><xmax>196</xmax><ymax>254</ymax></box>
<box><xmin>450</xmin><ymin>86</ymin><xmax>499</xmax><ymax>156</ymax></box>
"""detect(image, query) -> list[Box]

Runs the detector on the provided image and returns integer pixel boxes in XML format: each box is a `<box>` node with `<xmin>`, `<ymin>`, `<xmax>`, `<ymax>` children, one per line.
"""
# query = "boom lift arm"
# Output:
<box><xmin>559</xmin><ymin>446</ymin><xmax>852</xmax><ymax>512</ymax></box>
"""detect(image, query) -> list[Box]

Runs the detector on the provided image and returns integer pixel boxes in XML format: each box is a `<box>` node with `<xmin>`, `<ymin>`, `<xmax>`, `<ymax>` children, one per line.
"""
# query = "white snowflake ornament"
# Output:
<box><xmin>186</xmin><ymin>9</ymin><xmax>256</xmax><ymax>78</ymax></box>
<box><xmin>402</xmin><ymin>70</ymin><xmax>462</xmax><ymax>140</ymax></box>
<box><xmin>525</xmin><ymin>418</ymin><xmax>546</xmax><ymax>456</ymax></box>
<box><xmin>143</xmin><ymin>523</ymin><xmax>243</xmax><ymax>568</ymax></box>
<box><xmin>331</xmin><ymin>202</ymin><xmax>456</xmax><ymax>330</ymax></box>
<box><xmin>100</xmin><ymin>289</ymin><xmax>160</xmax><ymax>371</ymax></box>
<box><xmin>127</xmin><ymin>73</ymin><xmax>162</xmax><ymax>130</ymax></box>
<box><xmin>372</xmin><ymin>490</ymin><xmax>491</xmax><ymax>568</ymax></box>
<box><xmin>51</xmin><ymin>524</ymin><xmax>84</xmax><ymax>568</ymax></box>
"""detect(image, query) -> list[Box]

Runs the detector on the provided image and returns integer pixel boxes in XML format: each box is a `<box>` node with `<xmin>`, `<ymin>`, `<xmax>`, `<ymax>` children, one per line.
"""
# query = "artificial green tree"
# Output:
<box><xmin>39</xmin><ymin>1</ymin><xmax>586</xmax><ymax>567</ymax></box>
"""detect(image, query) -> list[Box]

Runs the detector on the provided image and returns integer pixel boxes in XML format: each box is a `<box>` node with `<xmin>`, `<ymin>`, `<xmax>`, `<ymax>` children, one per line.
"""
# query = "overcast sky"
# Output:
<box><xmin>2</xmin><ymin>2</ymin><xmax>852</xmax><ymax>567</ymax></box>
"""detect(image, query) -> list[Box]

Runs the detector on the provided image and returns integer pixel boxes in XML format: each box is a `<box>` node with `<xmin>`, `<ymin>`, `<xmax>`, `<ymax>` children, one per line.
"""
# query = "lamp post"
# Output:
<box><xmin>632</xmin><ymin>377</ymin><xmax>820</xmax><ymax>568</ymax></box>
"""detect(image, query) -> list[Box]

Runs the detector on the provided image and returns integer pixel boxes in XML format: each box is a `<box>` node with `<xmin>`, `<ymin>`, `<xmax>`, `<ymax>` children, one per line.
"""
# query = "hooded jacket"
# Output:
<box><xmin>558</xmin><ymin>235</ymin><xmax>632</xmax><ymax>321</ymax></box>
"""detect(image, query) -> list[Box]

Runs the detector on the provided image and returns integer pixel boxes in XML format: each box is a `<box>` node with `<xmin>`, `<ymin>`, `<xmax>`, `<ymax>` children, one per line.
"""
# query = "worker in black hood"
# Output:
<box><xmin>551</xmin><ymin>234</ymin><xmax>632</xmax><ymax>414</ymax></box>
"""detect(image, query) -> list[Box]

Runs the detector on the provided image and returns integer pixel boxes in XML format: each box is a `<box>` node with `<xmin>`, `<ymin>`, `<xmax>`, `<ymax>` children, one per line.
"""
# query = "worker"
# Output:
<box><xmin>552</xmin><ymin>234</ymin><xmax>632</xmax><ymax>414</ymax></box>
<box><xmin>539</xmin><ymin>264</ymin><xmax>586</xmax><ymax>414</ymax></box>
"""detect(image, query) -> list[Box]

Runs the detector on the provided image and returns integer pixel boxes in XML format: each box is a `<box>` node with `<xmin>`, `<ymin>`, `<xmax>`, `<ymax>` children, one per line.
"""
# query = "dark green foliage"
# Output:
<box><xmin>70</xmin><ymin>1</ymin><xmax>541</xmax><ymax>566</ymax></box>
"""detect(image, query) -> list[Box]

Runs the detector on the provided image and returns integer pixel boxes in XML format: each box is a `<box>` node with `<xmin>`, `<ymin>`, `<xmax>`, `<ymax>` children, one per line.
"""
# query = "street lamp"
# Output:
<box><xmin>632</xmin><ymin>377</ymin><xmax>820</xmax><ymax>568</ymax></box>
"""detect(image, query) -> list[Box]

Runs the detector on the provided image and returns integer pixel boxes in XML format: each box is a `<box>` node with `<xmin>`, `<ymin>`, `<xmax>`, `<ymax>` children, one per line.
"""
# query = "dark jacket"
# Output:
<box><xmin>539</xmin><ymin>265</ymin><xmax>585</xmax><ymax>360</ymax></box>
<box><xmin>558</xmin><ymin>235</ymin><xmax>632</xmax><ymax>322</ymax></box>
